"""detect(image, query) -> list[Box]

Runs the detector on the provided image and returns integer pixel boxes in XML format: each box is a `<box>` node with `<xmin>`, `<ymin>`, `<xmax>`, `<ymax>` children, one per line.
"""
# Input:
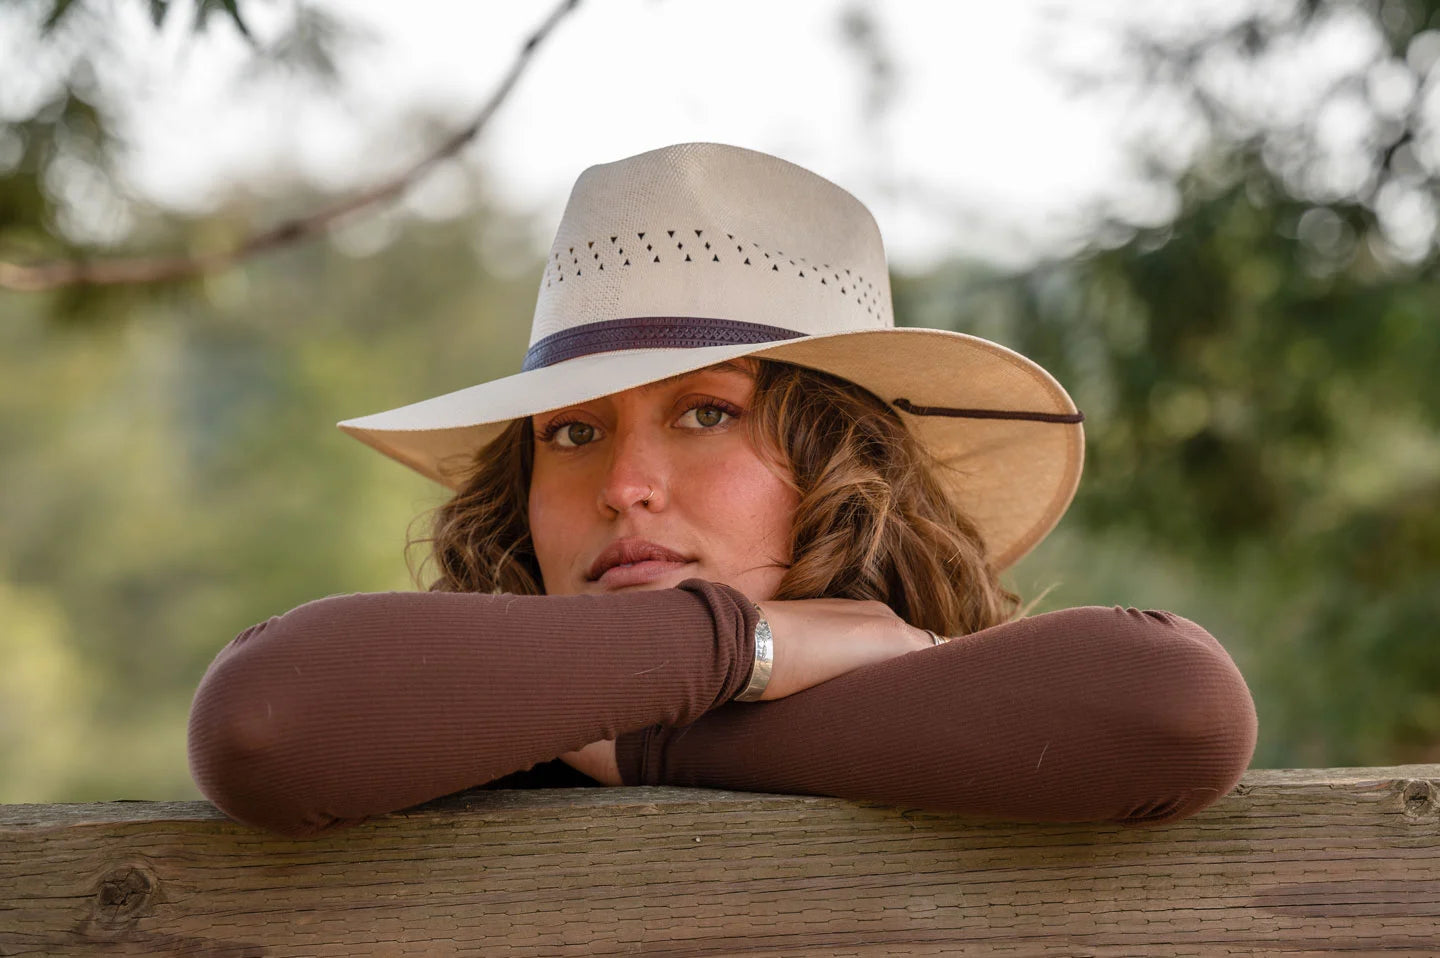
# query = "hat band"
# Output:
<box><xmin>522</xmin><ymin>316</ymin><xmax>805</xmax><ymax>371</ymax></box>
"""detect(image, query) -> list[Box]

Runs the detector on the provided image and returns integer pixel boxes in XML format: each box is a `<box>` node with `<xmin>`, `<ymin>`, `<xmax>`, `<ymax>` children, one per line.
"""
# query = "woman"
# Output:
<box><xmin>187</xmin><ymin>143</ymin><xmax>1258</xmax><ymax>838</ymax></box>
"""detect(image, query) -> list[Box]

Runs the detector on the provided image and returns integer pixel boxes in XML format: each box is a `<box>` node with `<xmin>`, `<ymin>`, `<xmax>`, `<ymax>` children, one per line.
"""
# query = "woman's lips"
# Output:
<box><xmin>595</xmin><ymin>559</ymin><xmax>695</xmax><ymax>589</ymax></box>
<box><xmin>586</xmin><ymin>536</ymin><xmax>692</xmax><ymax>582</ymax></box>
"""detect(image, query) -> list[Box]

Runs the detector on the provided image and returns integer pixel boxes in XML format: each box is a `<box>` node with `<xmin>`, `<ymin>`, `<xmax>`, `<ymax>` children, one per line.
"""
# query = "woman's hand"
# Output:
<box><xmin>754</xmin><ymin>597</ymin><xmax>935</xmax><ymax>701</ymax></box>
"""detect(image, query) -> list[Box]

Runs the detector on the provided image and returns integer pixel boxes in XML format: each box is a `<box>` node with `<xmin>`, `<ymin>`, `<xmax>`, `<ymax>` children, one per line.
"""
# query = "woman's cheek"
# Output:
<box><xmin>526</xmin><ymin>477</ymin><xmax>571</xmax><ymax>585</ymax></box>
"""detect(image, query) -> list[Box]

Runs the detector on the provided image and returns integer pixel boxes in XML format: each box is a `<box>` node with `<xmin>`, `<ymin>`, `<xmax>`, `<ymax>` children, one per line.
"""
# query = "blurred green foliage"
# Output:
<box><xmin>2</xmin><ymin>0</ymin><xmax>1438</xmax><ymax>800</ymax></box>
<box><xmin>1</xmin><ymin>199</ymin><xmax>543</xmax><ymax>800</ymax></box>
<box><xmin>897</xmin><ymin>157</ymin><xmax>1440</xmax><ymax>768</ymax></box>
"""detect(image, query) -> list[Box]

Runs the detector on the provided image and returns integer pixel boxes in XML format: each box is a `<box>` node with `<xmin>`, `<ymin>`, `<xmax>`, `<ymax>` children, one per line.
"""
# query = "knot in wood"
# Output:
<box><xmin>94</xmin><ymin>865</ymin><xmax>158</xmax><ymax>924</ymax></box>
<box><xmin>1400</xmin><ymin>779</ymin><xmax>1437</xmax><ymax>821</ymax></box>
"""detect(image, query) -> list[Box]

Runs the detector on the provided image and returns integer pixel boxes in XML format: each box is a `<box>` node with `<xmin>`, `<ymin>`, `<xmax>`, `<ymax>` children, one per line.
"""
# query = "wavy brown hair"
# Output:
<box><xmin>415</xmin><ymin>359</ymin><xmax>1020</xmax><ymax>636</ymax></box>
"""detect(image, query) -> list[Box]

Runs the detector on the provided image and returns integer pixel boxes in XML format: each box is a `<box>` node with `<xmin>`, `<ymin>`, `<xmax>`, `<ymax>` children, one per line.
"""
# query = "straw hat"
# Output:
<box><xmin>338</xmin><ymin>142</ymin><xmax>1083</xmax><ymax>569</ymax></box>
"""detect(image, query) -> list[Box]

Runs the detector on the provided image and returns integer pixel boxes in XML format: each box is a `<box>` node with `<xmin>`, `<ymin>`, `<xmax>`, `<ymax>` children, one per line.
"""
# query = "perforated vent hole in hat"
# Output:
<box><xmin>544</xmin><ymin>229</ymin><xmax>885</xmax><ymax>318</ymax></box>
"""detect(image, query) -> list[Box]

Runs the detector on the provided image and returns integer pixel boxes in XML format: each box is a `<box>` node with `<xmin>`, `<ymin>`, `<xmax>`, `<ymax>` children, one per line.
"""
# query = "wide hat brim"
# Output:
<box><xmin>338</xmin><ymin>326</ymin><xmax>1083</xmax><ymax>571</ymax></box>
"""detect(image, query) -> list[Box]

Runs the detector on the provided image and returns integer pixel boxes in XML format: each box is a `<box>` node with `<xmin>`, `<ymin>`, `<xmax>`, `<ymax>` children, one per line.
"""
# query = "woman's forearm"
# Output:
<box><xmin>187</xmin><ymin>580</ymin><xmax>758</xmax><ymax>837</ymax></box>
<box><xmin>616</xmin><ymin>605</ymin><xmax>1258</xmax><ymax>827</ymax></box>
<box><xmin>556</xmin><ymin>595</ymin><xmax>936</xmax><ymax>782</ymax></box>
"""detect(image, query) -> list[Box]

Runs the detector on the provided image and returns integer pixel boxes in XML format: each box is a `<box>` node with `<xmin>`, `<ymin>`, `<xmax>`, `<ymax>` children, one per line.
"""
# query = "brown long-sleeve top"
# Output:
<box><xmin>186</xmin><ymin>579</ymin><xmax>1258</xmax><ymax>838</ymax></box>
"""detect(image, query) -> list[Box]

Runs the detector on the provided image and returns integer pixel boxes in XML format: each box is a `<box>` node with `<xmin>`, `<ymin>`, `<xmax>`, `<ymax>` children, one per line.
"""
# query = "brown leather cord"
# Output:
<box><xmin>892</xmin><ymin>398</ymin><xmax>1084</xmax><ymax>424</ymax></box>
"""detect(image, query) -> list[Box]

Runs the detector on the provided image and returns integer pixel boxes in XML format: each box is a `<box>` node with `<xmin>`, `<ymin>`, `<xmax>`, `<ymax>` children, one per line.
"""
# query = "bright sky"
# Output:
<box><xmin>5</xmin><ymin>0</ymin><xmax>1360</xmax><ymax>270</ymax></box>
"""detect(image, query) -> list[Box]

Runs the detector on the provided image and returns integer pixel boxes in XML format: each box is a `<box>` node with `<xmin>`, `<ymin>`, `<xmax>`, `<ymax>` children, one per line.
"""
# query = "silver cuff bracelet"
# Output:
<box><xmin>734</xmin><ymin>604</ymin><xmax>774</xmax><ymax>702</ymax></box>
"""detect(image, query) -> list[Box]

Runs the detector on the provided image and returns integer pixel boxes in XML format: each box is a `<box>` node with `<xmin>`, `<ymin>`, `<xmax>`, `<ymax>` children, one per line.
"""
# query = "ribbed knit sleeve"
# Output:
<box><xmin>614</xmin><ymin>605</ymin><xmax>1258</xmax><ymax>827</ymax></box>
<box><xmin>187</xmin><ymin>579</ymin><xmax>757</xmax><ymax>837</ymax></box>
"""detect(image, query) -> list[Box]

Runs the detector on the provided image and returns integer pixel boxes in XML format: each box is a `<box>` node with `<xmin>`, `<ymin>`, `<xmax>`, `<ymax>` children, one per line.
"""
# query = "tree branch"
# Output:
<box><xmin>0</xmin><ymin>0</ymin><xmax>581</xmax><ymax>293</ymax></box>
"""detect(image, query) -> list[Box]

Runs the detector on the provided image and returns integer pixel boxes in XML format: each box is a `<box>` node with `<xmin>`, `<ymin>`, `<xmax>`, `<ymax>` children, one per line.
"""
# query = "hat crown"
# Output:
<box><xmin>531</xmin><ymin>143</ymin><xmax>893</xmax><ymax>350</ymax></box>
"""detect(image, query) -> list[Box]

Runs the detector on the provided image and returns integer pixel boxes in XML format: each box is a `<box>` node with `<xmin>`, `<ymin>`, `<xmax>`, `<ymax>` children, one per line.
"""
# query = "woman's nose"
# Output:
<box><xmin>596</xmin><ymin>429</ymin><xmax>666</xmax><ymax>515</ymax></box>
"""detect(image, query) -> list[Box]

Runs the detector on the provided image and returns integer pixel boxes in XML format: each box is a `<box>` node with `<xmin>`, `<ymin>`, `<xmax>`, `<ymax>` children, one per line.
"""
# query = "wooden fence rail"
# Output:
<box><xmin>3</xmin><ymin>765</ymin><xmax>1439</xmax><ymax>956</ymax></box>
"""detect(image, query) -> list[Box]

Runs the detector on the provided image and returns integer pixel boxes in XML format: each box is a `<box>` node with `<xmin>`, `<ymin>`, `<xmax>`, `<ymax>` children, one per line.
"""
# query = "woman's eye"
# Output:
<box><xmin>552</xmin><ymin>421</ymin><xmax>598</xmax><ymax>447</ymax></box>
<box><xmin>678</xmin><ymin>404</ymin><xmax>734</xmax><ymax>429</ymax></box>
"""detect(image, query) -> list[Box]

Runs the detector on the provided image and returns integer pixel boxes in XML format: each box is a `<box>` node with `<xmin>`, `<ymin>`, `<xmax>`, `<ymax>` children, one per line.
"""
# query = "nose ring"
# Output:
<box><xmin>642</xmin><ymin>486</ymin><xmax>653</xmax><ymax>507</ymax></box>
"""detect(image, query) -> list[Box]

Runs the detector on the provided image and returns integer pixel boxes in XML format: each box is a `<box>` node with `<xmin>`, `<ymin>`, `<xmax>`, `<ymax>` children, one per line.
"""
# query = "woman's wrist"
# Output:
<box><xmin>733</xmin><ymin>603</ymin><xmax>774</xmax><ymax>702</ymax></box>
<box><xmin>740</xmin><ymin>598</ymin><xmax>930</xmax><ymax>702</ymax></box>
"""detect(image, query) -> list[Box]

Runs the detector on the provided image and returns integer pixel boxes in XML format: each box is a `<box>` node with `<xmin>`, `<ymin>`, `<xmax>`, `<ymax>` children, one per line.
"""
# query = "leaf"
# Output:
<box><xmin>194</xmin><ymin>0</ymin><xmax>254</xmax><ymax>43</ymax></box>
<box><xmin>243</xmin><ymin>4</ymin><xmax>371</xmax><ymax>89</ymax></box>
<box><xmin>40</xmin><ymin>0</ymin><xmax>79</xmax><ymax>33</ymax></box>
<box><xmin>217</xmin><ymin>0</ymin><xmax>253</xmax><ymax>39</ymax></box>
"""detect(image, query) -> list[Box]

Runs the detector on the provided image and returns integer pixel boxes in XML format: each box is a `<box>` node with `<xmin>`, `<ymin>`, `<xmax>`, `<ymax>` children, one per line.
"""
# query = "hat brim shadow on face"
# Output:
<box><xmin>337</xmin><ymin>326</ymin><xmax>1083</xmax><ymax>571</ymax></box>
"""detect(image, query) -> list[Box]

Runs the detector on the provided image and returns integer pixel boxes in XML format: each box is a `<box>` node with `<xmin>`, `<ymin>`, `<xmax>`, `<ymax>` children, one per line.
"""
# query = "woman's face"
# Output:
<box><xmin>528</xmin><ymin>360</ymin><xmax>798</xmax><ymax>601</ymax></box>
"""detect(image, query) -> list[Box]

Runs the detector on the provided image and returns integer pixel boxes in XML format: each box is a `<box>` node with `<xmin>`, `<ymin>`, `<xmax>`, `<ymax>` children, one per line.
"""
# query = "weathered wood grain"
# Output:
<box><xmin>2</xmin><ymin>766</ymin><xmax>1437</xmax><ymax>957</ymax></box>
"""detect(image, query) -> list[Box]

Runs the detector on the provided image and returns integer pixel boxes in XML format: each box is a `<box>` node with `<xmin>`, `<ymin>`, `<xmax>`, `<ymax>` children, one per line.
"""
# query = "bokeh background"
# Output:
<box><xmin>3</xmin><ymin>0</ymin><xmax>1438</xmax><ymax>804</ymax></box>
